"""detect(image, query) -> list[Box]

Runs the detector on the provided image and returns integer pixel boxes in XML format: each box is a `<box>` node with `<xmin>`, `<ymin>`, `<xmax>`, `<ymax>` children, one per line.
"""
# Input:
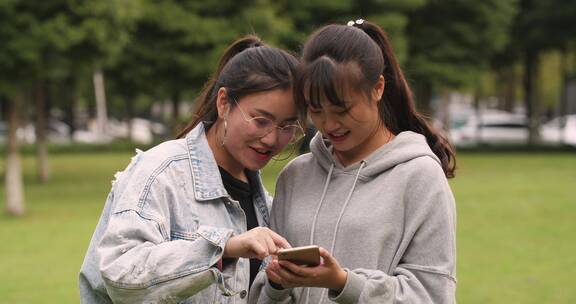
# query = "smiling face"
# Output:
<box><xmin>306</xmin><ymin>72</ymin><xmax>390</xmax><ymax>166</ymax></box>
<box><xmin>216</xmin><ymin>88</ymin><xmax>298</xmax><ymax>174</ymax></box>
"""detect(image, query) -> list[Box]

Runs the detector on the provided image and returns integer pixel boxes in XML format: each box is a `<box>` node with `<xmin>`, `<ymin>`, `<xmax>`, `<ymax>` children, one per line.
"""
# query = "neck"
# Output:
<box><xmin>334</xmin><ymin>125</ymin><xmax>394</xmax><ymax>167</ymax></box>
<box><xmin>206</xmin><ymin>122</ymin><xmax>247</xmax><ymax>182</ymax></box>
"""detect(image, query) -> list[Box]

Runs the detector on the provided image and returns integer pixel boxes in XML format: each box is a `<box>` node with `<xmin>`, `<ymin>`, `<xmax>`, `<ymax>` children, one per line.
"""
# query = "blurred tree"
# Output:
<box><xmin>275</xmin><ymin>0</ymin><xmax>425</xmax><ymax>63</ymax></box>
<box><xmin>34</xmin><ymin>79</ymin><xmax>49</xmax><ymax>181</ymax></box>
<box><xmin>354</xmin><ymin>0</ymin><xmax>427</xmax><ymax>65</ymax></box>
<box><xmin>0</xmin><ymin>0</ymin><xmax>35</xmax><ymax>214</ymax></box>
<box><xmin>55</xmin><ymin>0</ymin><xmax>142</xmax><ymax>141</ymax></box>
<box><xmin>106</xmin><ymin>0</ymin><xmax>234</xmax><ymax>135</ymax></box>
<box><xmin>406</xmin><ymin>0</ymin><xmax>517</xmax><ymax>116</ymax></box>
<box><xmin>511</xmin><ymin>0</ymin><xmax>576</xmax><ymax>143</ymax></box>
<box><xmin>105</xmin><ymin>0</ymin><xmax>295</xmax><ymax>136</ymax></box>
<box><xmin>491</xmin><ymin>49</ymin><xmax>520</xmax><ymax>113</ymax></box>
<box><xmin>488</xmin><ymin>0</ymin><xmax>576</xmax><ymax>143</ymax></box>
<box><xmin>0</xmin><ymin>0</ymin><xmax>141</xmax><ymax>214</ymax></box>
<box><xmin>3</xmin><ymin>97</ymin><xmax>26</xmax><ymax>216</ymax></box>
<box><xmin>273</xmin><ymin>0</ymin><xmax>353</xmax><ymax>51</ymax></box>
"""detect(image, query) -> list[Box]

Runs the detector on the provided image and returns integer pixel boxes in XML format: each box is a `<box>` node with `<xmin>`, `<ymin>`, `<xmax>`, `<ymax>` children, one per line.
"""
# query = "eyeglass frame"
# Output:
<box><xmin>227</xmin><ymin>95</ymin><xmax>305</xmax><ymax>145</ymax></box>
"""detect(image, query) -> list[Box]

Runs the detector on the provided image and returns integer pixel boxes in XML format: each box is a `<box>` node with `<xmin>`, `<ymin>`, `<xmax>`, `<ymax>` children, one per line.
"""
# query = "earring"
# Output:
<box><xmin>220</xmin><ymin>120</ymin><xmax>228</xmax><ymax>147</ymax></box>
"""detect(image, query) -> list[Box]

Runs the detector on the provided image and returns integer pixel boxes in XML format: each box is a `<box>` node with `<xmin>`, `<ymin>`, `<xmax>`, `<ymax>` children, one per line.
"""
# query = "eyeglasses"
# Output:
<box><xmin>230</xmin><ymin>96</ymin><xmax>305</xmax><ymax>146</ymax></box>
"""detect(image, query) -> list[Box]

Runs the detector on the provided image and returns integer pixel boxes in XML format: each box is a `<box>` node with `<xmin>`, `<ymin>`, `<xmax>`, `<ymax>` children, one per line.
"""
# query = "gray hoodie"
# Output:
<box><xmin>249</xmin><ymin>131</ymin><xmax>456</xmax><ymax>304</ymax></box>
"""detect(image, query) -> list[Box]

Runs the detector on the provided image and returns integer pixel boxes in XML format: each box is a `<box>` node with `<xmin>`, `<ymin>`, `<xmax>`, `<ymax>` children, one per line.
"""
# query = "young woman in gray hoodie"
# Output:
<box><xmin>250</xmin><ymin>20</ymin><xmax>457</xmax><ymax>304</ymax></box>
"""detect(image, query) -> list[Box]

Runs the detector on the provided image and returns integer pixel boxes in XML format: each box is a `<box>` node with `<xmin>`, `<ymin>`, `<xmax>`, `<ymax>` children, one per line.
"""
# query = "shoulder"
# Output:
<box><xmin>135</xmin><ymin>139</ymin><xmax>189</xmax><ymax>172</ymax></box>
<box><xmin>394</xmin><ymin>155</ymin><xmax>452</xmax><ymax>200</ymax></box>
<box><xmin>113</xmin><ymin>139</ymin><xmax>190</xmax><ymax>193</ymax></box>
<box><xmin>400</xmin><ymin>156</ymin><xmax>455</xmax><ymax>210</ymax></box>
<box><xmin>139</xmin><ymin>138</ymin><xmax>189</xmax><ymax>165</ymax></box>
<box><xmin>110</xmin><ymin>139</ymin><xmax>193</xmax><ymax>216</ymax></box>
<box><xmin>278</xmin><ymin>152</ymin><xmax>316</xmax><ymax>179</ymax></box>
<box><xmin>397</xmin><ymin>155</ymin><xmax>446</xmax><ymax>181</ymax></box>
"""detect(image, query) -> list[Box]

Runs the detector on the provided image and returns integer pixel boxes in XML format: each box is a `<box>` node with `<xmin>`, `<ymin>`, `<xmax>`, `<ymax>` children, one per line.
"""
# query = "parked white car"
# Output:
<box><xmin>0</xmin><ymin>119</ymin><xmax>71</xmax><ymax>144</ymax></box>
<box><xmin>450</xmin><ymin>110</ymin><xmax>529</xmax><ymax>146</ymax></box>
<box><xmin>540</xmin><ymin>115</ymin><xmax>576</xmax><ymax>146</ymax></box>
<box><xmin>73</xmin><ymin>118</ymin><xmax>167</xmax><ymax>144</ymax></box>
<box><xmin>107</xmin><ymin>118</ymin><xmax>167</xmax><ymax>144</ymax></box>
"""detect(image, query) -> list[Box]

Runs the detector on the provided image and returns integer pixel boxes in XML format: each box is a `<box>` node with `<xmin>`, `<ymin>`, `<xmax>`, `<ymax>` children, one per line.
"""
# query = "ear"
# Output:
<box><xmin>372</xmin><ymin>75</ymin><xmax>385</xmax><ymax>102</ymax></box>
<box><xmin>216</xmin><ymin>87</ymin><xmax>230</xmax><ymax>119</ymax></box>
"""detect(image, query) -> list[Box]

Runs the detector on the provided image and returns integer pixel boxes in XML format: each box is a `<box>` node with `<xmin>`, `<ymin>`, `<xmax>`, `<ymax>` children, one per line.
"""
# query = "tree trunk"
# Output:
<box><xmin>473</xmin><ymin>85</ymin><xmax>482</xmax><ymax>144</ymax></box>
<box><xmin>523</xmin><ymin>50</ymin><xmax>540</xmax><ymax>145</ymax></box>
<box><xmin>5</xmin><ymin>96</ymin><xmax>26</xmax><ymax>216</ymax></box>
<box><xmin>171</xmin><ymin>91</ymin><xmax>181</xmax><ymax>136</ymax></box>
<box><xmin>414</xmin><ymin>82</ymin><xmax>434</xmax><ymax>117</ymax></box>
<box><xmin>496</xmin><ymin>66</ymin><xmax>516</xmax><ymax>112</ymax></box>
<box><xmin>558</xmin><ymin>50</ymin><xmax>568</xmax><ymax>142</ymax></box>
<box><xmin>503</xmin><ymin>67</ymin><xmax>516</xmax><ymax>112</ymax></box>
<box><xmin>64</xmin><ymin>76</ymin><xmax>77</xmax><ymax>139</ymax></box>
<box><xmin>0</xmin><ymin>96</ymin><xmax>6</xmax><ymax>120</ymax></box>
<box><xmin>126</xmin><ymin>96</ymin><xmax>134</xmax><ymax>140</ymax></box>
<box><xmin>440</xmin><ymin>91</ymin><xmax>451</xmax><ymax>133</ymax></box>
<box><xmin>93</xmin><ymin>68</ymin><xmax>108</xmax><ymax>141</ymax></box>
<box><xmin>35</xmin><ymin>80</ymin><xmax>49</xmax><ymax>182</ymax></box>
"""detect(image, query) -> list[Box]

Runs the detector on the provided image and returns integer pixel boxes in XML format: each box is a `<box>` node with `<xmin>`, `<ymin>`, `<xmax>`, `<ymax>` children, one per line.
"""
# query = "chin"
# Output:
<box><xmin>244</xmin><ymin>161</ymin><xmax>267</xmax><ymax>171</ymax></box>
<box><xmin>332</xmin><ymin>142</ymin><xmax>354</xmax><ymax>153</ymax></box>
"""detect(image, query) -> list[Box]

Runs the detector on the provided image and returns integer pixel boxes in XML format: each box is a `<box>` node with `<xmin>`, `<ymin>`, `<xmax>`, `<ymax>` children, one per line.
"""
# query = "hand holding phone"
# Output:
<box><xmin>277</xmin><ymin>245</ymin><xmax>320</xmax><ymax>266</ymax></box>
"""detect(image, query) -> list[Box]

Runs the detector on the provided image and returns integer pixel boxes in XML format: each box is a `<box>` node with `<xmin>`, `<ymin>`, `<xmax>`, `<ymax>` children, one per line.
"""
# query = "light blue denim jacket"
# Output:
<box><xmin>79</xmin><ymin>123</ymin><xmax>272</xmax><ymax>304</ymax></box>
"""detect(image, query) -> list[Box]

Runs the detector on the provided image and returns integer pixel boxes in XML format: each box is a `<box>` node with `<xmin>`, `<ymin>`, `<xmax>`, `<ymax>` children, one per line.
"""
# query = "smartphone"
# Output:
<box><xmin>277</xmin><ymin>245</ymin><xmax>320</xmax><ymax>266</ymax></box>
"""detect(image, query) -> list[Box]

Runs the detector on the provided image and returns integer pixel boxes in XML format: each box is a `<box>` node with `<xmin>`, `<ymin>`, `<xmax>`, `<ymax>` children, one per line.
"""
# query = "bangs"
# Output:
<box><xmin>296</xmin><ymin>57</ymin><xmax>364</xmax><ymax>110</ymax></box>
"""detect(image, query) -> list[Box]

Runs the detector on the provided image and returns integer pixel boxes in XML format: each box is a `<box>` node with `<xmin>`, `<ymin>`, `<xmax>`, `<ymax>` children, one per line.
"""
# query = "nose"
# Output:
<box><xmin>259</xmin><ymin>128</ymin><xmax>279</xmax><ymax>148</ymax></box>
<box><xmin>322</xmin><ymin>114</ymin><xmax>341</xmax><ymax>132</ymax></box>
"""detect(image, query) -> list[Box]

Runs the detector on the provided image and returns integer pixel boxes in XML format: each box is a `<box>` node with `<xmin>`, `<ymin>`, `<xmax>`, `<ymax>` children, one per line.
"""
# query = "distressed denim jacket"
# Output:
<box><xmin>79</xmin><ymin>123</ymin><xmax>271</xmax><ymax>304</ymax></box>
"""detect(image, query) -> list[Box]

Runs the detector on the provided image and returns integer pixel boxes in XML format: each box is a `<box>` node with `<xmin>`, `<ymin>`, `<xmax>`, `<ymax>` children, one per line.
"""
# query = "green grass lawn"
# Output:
<box><xmin>0</xmin><ymin>151</ymin><xmax>575</xmax><ymax>303</ymax></box>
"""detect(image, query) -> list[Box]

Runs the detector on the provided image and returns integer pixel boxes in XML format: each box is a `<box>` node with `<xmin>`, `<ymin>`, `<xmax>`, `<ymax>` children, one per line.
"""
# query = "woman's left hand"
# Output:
<box><xmin>266</xmin><ymin>247</ymin><xmax>347</xmax><ymax>291</ymax></box>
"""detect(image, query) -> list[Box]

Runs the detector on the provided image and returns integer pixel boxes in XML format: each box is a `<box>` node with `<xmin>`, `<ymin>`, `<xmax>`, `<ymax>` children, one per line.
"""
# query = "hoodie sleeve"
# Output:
<box><xmin>329</xmin><ymin>159</ymin><xmax>457</xmax><ymax>304</ymax></box>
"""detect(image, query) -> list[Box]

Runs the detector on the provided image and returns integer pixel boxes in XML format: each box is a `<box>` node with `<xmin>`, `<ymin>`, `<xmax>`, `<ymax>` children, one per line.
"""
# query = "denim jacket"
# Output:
<box><xmin>79</xmin><ymin>123</ymin><xmax>272</xmax><ymax>304</ymax></box>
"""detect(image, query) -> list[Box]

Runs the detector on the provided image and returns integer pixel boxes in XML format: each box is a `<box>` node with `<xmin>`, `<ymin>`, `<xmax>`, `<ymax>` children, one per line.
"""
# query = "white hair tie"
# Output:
<box><xmin>347</xmin><ymin>19</ymin><xmax>365</xmax><ymax>26</ymax></box>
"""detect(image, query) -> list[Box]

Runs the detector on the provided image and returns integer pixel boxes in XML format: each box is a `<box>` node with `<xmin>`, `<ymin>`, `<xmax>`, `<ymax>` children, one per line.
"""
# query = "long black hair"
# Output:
<box><xmin>177</xmin><ymin>35</ymin><xmax>301</xmax><ymax>138</ymax></box>
<box><xmin>296</xmin><ymin>22</ymin><xmax>456</xmax><ymax>178</ymax></box>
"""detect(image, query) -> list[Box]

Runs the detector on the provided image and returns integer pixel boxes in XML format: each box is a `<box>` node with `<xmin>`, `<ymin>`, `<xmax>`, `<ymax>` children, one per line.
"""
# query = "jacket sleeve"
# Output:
<box><xmin>328</xmin><ymin>161</ymin><xmax>457</xmax><ymax>304</ymax></box>
<box><xmin>97</xmin><ymin>165</ymin><xmax>237</xmax><ymax>303</ymax></box>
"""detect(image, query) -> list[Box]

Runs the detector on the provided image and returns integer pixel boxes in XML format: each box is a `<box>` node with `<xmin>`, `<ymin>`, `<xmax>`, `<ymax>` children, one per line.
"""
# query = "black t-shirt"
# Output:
<box><xmin>218</xmin><ymin>167</ymin><xmax>260</xmax><ymax>287</ymax></box>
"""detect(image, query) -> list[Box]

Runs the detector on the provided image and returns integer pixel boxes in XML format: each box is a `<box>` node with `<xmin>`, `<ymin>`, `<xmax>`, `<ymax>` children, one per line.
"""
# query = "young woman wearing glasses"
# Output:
<box><xmin>80</xmin><ymin>35</ymin><xmax>303</xmax><ymax>304</ymax></box>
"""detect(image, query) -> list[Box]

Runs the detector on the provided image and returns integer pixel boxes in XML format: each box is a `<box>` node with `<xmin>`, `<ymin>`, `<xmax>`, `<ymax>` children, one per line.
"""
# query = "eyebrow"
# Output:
<box><xmin>253</xmin><ymin>108</ymin><xmax>298</xmax><ymax>122</ymax></box>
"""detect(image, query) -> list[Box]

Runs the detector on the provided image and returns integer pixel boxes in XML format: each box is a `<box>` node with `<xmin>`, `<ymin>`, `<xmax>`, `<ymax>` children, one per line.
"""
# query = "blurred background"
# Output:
<box><xmin>0</xmin><ymin>0</ymin><xmax>575</xmax><ymax>303</ymax></box>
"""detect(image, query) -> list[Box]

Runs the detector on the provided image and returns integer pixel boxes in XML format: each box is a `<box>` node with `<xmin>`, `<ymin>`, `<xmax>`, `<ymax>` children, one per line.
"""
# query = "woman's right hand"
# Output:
<box><xmin>223</xmin><ymin>227</ymin><xmax>291</xmax><ymax>260</ymax></box>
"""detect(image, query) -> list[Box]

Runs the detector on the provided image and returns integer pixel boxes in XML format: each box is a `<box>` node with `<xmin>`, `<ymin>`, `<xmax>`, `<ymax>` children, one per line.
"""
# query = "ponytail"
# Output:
<box><xmin>360</xmin><ymin>22</ymin><xmax>455</xmax><ymax>178</ymax></box>
<box><xmin>176</xmin><ymin>36</ymin><xmax>264</xmax><ymax>138</ymax></box>
<box><xmin>300</xmin><ymin>22</ymin><xmax>456</xmax><ymax>177</ymax></box>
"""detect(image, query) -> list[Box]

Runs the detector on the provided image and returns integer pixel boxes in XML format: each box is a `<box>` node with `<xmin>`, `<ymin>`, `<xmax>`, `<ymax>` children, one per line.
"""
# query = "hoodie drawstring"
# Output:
<box><xmin>305</xmin><ymin>161</ymin><xmax>366</xmax><ymax>304</ymax></box>
<box><xmin>309</xmin><ymin>164</ymin><xmax>334</xmax><ymax>245</ymax></box>
<box><xmin>329</xmin><ymin>161</ymin><xmax>366</xmax><ymax>254</ymax></box>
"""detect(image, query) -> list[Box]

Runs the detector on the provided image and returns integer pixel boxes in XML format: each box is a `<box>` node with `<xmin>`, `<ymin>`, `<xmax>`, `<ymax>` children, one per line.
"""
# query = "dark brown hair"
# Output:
<box><xmin>296</xmin><ymin>22</ymin><xmax>456</xmax><ymax>178</ymax></box>
<box><xmin>177</xmin><ymin>35</ymin><xmax>300</xmax><ymax>138</ymax></box>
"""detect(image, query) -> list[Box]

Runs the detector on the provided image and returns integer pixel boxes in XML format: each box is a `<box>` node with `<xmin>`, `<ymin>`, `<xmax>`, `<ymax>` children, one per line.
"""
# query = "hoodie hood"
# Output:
<box><xmin>309</xmin><ymin>130</ymin><xmax>440</xmax><ymax>179</ymax></box>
